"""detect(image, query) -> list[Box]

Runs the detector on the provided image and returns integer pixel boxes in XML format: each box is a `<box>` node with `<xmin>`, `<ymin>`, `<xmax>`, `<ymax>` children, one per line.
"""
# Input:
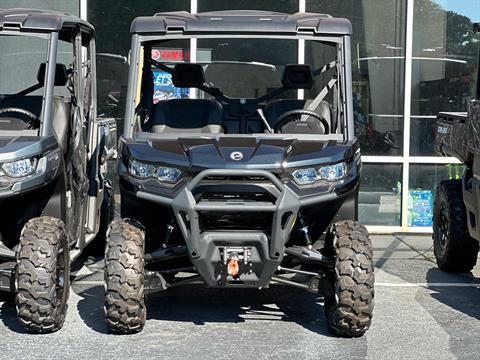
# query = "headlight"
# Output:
<box><xmin>319</xmin><ymin>162</ymin><xmax>347</xmax><ymax>181</ymax></box>
<box><xmin>292</xmin><ymin>162</ymin><xmax>348</xmax><ymax>185</ymax></box>
<box><xmin>157</xmin><ymin>166</ymin><xmax>182</xmax><ymax>183</ymax></box>
<box><xmin>1</xmin><ymin>158</ymin><xmax>37</xmax><ymax>178</ymax></box>
<box><xmin>128</xmin><ymin>159</ymin><xmax>182</xmax><ymax>183</ymax></box>
<box><xmin>292</xmin><ymin>168</ymin><xmax>318</xmax><ymax>185</ymax></box>
<box><xmin>129</xmin><ymin>159</ymin><xmax>156</xmax><ymax>178</ymax></box>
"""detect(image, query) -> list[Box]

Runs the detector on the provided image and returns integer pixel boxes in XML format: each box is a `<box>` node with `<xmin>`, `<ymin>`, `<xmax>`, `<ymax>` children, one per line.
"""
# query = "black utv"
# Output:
<box><xmin>0</xmin><ymin>9</ymin><xmax>116</xmax><ymax>332</ymax></box>
<box><xmin>433</xmin><ymin>23</ymin><xmax>480</xmax><ymax>272</ymax></box>
<box><xmin>105</xmin><ymin>10</ymin><xmax>374</xmax><ymax>337</ymax></box>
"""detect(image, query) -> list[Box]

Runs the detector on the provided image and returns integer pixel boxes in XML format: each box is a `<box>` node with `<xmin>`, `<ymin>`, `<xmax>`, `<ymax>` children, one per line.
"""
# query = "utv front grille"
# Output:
<box><xmin>204</xmin><ymin>175</ymin><xmax>280</xmax><ymax>182</ymax></box>
<box><xmin>193</xmin><ymin>173</ymin><xmax>281</xmax><ymax>232</ymax></box>
<box><xmin>199</xmin><ymin>192</ymin><xmax>274</xmax><ymax>203</ymax></box>
<box><xmin>198</xmin><ymin>191</ymin><xmax>275</xmax><ymax>232</ymax></box>
<box><xmin>199</xmin><ymin>211</ymin><xmax>273</xmax><ymax>233</ymax></box>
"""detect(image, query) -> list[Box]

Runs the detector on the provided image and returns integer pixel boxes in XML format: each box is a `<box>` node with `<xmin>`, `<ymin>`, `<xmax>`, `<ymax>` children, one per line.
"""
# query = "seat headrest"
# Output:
<box><xmin>151</xmin><ymin>99</ymin><xmax>223</xmax><ymax>129</ymax></box>
<box><xmin>37</xmin><ymin>63</ymin><xmax>69</xmax><ymax>86</ymax></box>
<box><xmin>281</xmin><ymin>64</ymin><xmax>314</xmax><ymax>89</ymax></box>
<box><xmin>172</xmin><ymin>63</ymin><xmax>205</xmax><ymax>88</ymax></box>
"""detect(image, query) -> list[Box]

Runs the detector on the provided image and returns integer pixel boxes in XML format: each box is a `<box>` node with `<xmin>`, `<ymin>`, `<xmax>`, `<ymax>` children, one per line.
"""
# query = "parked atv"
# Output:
<box><xmin>433</xmin><ymin>23</ymin><xmax>480</xmax><ymax>272</ymax></box>
<box><xmin>105</xmin><ymin>10</ymin><xmax>374</xmax><ymax>337</ymax></box>
<box><xmin>0</xmin><ymin>9</ymin><xmax>116</xmax><ymax>332</ymax></box>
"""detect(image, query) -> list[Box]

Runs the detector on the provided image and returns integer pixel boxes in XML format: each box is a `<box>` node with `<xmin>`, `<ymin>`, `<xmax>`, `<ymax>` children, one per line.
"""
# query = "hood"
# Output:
<box><xmin>123</xmin><ymin>136</ymin><xmax>357</xmax><ymax>172</ymax></box>
<box><xmin>0</xmin><ymin>135</ymin><xmax>57</xmax><ymax>162</ymax></box>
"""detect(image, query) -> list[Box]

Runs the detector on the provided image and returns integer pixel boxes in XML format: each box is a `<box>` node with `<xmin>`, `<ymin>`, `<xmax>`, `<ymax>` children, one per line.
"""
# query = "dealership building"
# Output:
<box><xmin>9</xmin><ymin>0</ymin><xmax>479</xmax><ymax>232</ymax></box>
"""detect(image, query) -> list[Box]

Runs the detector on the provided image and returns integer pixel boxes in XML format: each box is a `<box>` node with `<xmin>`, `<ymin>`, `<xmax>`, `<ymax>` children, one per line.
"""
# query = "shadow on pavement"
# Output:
<box><xmin>149</xmin><ymin>285</ymin><xmax>334</xmax><ymax>335</ymax></box>
<box><xmin>373</xmin><ymin>238</ymin><xmax>401</xmax><ymax>269</ymax></box>
<box><xmin>75</xmin><ymin>283</ymin><xmax>336</xmax><ymax>337</ymax></box>
<box><xmin>0</xmin><ymin>292</ymin><xmax>28</xmax><ymax>334</ymax></box>
<box><xmin>425</xmin><ymin>267</ymin><xmax>480</xmax><ymax>321</ymax></box>
<box><xmin>75</xmin><ymin>284</ymin><xmax>109</xmax><ymax>334</ymax></box>
<box><xmin>418</xmin><ymin>267</ymin><xmax>480</xmax><ymax>359</ymax></box>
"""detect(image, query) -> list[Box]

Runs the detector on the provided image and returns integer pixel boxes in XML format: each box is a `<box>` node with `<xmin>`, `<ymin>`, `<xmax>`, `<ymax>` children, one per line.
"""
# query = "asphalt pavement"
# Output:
<box><xmin>1</xmin><ymin>235</ymin><xmax>480</xmax><ymax>360</ymax></box>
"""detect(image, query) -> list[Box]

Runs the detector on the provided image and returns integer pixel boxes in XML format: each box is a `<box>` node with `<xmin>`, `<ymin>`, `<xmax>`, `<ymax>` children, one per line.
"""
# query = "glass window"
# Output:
<box><xmin>408</xmin><ymin>164</ymin><xmax>464</xmax><ymax>226</ymax></box>
<box><xmin>410</xmin><ymin>117</ymin><xmax>437</xmax><ymax>156</ymax></box>
<box><xmin>88</xmin><ymin>1</ymin><xmax>190</xmax><ymax>119</ymax></box>
<box><xmin>0</xmin><ymin>2</ymin><xmax>78</xmax><ymax>94</ymax></box>
<box><xmin>0</xmin><ymin>34</ymin><xmax>49</xmax><ymax>131</ymax></box>
<box><xmin>139</xmin><ymin>37</ymin><xmax>346</xmax><ymax>135</ymax></box>
<box><xmin>411</xmin><ymin>0</ymin><xmax>480</xmax><ymax>155</ymax></box>
<box><xmin>88</xmin><ymin>1</ymin><xmax>189</xmax><ymax>55</ymax></box>
<box><xmin>197</xmin><ymin>38</ymin><xmax>298</xmax><ymax>99</ymax></box>
<box><xmin>53</xmin><ymin>40</ymin><xmax>75</xmax><ymax>98</ymax></box>
<box><xmin>304</xmin><ymin>40</ymin><xmax>339</xmax><ymax>105</ymax></box>
<box><xmin>359</xmin><ymin>164</ymin><xmax>402</xmax><ymax>226</ymax></box>
<box><xmin>412</xmin><ymin>0</ymin><xmax>479</xmax><ymax>115</ymax></box>
<box><xmin>355</xmin><ymin>115</ymin><xmax>403</xmax><ymax>156</ymax></box>
<box><xmin>145</xmin><ymin>37</ymin><xmax>295</xmax><ymax>104</ymax></box>
<box><xmin>0</xmin><ymin>35</ymin><xmax>48</xmax><ymax>95</ymax></box>
<box><xmin>307</xmin><ymin>0</ymin><xmax>407</xmax><ymax>156</ymax></box>
<box><xmin>198</xmin><ymin>0</ymin><xmax>298</xmax><ymax>13</ymax></box>
<box><xmin>411</xmin><ymin>58</ymin><xmax>476</xmax><ymax>115</ymax></box>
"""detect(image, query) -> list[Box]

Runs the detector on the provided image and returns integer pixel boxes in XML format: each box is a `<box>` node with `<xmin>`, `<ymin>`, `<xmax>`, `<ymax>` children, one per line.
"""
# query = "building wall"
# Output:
<box><xmin>0</xmin><ymin>0</ymin><xmax>78</xmax><ymax>13</ymax></box>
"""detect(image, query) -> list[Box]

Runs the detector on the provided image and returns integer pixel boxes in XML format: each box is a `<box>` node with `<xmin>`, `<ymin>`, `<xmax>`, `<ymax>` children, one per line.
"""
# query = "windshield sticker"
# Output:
<box><xmin>153</xmin><ymin>71</ymin><xmax>189</xmax><ymax>103</ymax></box>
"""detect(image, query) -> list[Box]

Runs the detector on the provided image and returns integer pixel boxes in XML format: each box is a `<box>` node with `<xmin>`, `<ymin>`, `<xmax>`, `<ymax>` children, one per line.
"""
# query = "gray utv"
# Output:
<box><xmin>105</xmin><ymin>10</ymin><xmax>374</xmax><ymax>337</ymax></box>
<box><xmin>433</xmin><ymin>23</ymin><xmax>480</xmax><ymax>272</ymax></box>
<box><xmin>0</xmin><ymin>9</ymin><xmax>116</xmax><ymax>333</ymax></box>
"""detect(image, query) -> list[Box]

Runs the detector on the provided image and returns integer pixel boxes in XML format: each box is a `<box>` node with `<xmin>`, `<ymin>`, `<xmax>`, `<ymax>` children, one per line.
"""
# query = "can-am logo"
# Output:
<box><xmin>230</xmin><ymin>151</ymin><xmax>244</xmax><ymax>161</ymax></box>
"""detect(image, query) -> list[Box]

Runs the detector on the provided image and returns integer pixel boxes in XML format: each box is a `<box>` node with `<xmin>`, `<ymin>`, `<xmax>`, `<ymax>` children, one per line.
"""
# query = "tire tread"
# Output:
<box><xmin>433</xmin><ymin>179</ymin><xmax>479</xmax><ymax>272</ymax></box>
<box><xmin>325</xmin><ymin>220</ymin><xmax>374</xmax><ymax>337</ymax></box>
<box><xmin>104</xmin><ymin>219</ymin><xmax>146</xmax><ymax>334</ymax></box>
<box><xmin>16</xmin><ymin>216</ymin><xmax>69</xmax><ymax>333</ymax></box>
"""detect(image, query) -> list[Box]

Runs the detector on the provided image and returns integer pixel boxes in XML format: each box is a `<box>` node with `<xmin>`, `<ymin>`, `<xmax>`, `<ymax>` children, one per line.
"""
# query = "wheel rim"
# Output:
<box><xmin>437</xmin><ymin>202</ymin><xmax>449</xmax><ymax>249</ymax></box>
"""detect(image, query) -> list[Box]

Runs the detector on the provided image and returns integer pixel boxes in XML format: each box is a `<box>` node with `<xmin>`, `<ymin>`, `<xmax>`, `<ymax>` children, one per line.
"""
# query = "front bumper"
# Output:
<box><xmin>137</xmin><ymin>169</ymin><xmax>340</xmax><ymax>288</ymax></box>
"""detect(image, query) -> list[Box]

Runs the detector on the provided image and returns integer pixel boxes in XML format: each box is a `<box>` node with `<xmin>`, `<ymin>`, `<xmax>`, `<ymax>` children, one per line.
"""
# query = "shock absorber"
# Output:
<box><xmin>298</xmin><ymin>212</ymin><xmax>313</xmax><ymax>248</ymax></box>
<box><xmin>162</xmin><ymin>216</ymin><xmax>175</xmax><ymax>248</ymax></box>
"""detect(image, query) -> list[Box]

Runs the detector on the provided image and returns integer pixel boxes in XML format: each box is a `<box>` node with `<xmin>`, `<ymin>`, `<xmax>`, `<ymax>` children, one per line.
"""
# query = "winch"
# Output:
<box><xmin>221</xmin><ymin>247</ymin><xmax>252</xmax><ymax>277</ymax></box>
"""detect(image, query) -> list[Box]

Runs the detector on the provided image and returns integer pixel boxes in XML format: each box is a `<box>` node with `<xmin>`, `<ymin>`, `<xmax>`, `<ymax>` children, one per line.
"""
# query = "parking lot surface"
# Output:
<box><xmin>1</xmin><ymin>235</ymin><xmax>480</xmax><ymax>360</ymax></box>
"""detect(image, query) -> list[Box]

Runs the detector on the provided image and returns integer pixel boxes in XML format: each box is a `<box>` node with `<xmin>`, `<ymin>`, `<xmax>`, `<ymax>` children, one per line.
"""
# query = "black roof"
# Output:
<box><xmin>131</xmin><ymin>11</ymin><xmax>352</xmax><ymax>36</ymax></box>
<box><xmin>0</xmin><ymin>8</ymin><xmax>94</xmax><ymax>32</ymax></box>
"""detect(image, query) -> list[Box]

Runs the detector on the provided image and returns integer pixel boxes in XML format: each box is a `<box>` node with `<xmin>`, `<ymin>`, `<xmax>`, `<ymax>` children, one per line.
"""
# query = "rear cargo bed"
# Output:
<box><xmin>435</xmin><ymin>111</ymin><xmax>469</xmax><ymax>162</ymax></box>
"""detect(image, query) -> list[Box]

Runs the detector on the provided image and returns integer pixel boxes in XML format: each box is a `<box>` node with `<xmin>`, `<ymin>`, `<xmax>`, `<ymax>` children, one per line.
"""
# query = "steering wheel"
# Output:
<box><xmin>274</xmin><ymin>109</ymin><xmax>329</xmax><ymax>134</ymax></box>
<box><xmin>0</xmin><ymin>107</ymin><xmax>40</xmax><ymax>129</ymax></box>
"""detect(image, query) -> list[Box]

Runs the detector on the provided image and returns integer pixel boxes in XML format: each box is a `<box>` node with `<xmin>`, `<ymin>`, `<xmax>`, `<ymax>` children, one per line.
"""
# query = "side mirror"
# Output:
<box><xmin>281</xmin><ymin>64</ymin><xmax>314</xmax><ymax>90</ymax></box>
<box><xmin>172</xmin><ymin>63</ymin><xmax>205</xmax><ymax>88</ymax></box>
<box><xmin>97</xmin><ymin>117</ymin><xmax>118</xmax><ymax>164</ymax></box>
<box><xmin>37</xmin><ymin>63</ymin><xmax>69</xmax><ymax>86</ymax></box>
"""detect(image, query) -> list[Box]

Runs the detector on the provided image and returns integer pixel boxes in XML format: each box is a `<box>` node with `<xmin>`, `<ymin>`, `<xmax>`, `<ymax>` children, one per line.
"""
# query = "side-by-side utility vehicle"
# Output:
<box><xmin>105</xmin><ymin>10</ymin><xmax>374</xmax><ymax>337</ymax></box>
<box><xmin>0</xmin><ymin>9</ymin><xmax>116</xmax><ymax>332</ymax></box>
<box><xmin>433</xmin><ymin>23</ymin><xmax>480</xmax><ymax>272</ymax></box>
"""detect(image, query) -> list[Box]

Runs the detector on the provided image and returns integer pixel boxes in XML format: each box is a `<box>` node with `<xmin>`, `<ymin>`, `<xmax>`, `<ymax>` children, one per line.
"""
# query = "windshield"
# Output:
<box><xmin>0</xmin><ymin>34</ymin><xmax>48</xmax><ymax>131</ymax></box>
<box><xmin>0</xmin><ymin>33</ymin><xmax>75</xmax><ymax>133</ymax></box>
<box><xmin>0</xmin><ymin>34</ymin><xmax>49</xmax><ymax>95</ymax></box>
<box><xmin>133</xmin><ymin>36</ymin><xmax>344</xmax><ymax>137</ymax></box>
